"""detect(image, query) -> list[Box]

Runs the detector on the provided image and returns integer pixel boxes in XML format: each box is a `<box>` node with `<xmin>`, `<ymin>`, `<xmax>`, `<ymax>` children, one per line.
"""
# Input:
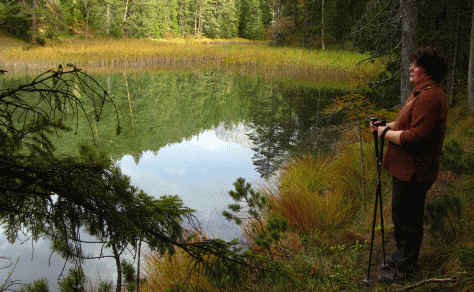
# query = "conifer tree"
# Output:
<box><xmin>239</xmin><ymin>0</ymin><xmax>264</xmax><ymax>39</ymax></box>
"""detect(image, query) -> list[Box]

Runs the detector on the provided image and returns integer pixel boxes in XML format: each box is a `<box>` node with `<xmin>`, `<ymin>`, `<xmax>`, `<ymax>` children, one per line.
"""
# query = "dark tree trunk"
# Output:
<box><xmin>136</xmin><ymin>239</ymin><xmax>142</xmax><ymax>292</ymax></box>
<box><xmin>447</xmin><ymin>5</ymin><xmax>461</xmax><ymax>106</ymax></box>
<box><xmin>112</xmin><ymin>245</ymin><xmax>122</xmax><ymax>292</ymax></box>
<box><xmin>321</xmin><ymin>0</ymin><xmax>325</xmax><ymax>50</ymax></box>
<box><xmin>469</xmin><ymin>8</ymin><xmax>474</xmax><ymax>112</ymax></box>
<box><xmin>400</xmin><ymin>0</ymin><xmax>417</xmax><ymax>104</ymax></box>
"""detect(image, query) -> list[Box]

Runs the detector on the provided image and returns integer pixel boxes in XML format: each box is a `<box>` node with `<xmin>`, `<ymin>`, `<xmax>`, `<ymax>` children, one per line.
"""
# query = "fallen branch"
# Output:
<box><xmin>395</xmin><ymin>277</ymin><xmax>457</xmax><ymax>291</ymax></box>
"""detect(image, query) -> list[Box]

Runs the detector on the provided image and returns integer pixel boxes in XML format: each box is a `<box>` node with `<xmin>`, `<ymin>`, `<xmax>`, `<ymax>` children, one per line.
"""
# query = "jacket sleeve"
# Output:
<box><xmin>399</xmin><ymin>90</ymin><xmax>441</xmax><ymax>147</ymax></box>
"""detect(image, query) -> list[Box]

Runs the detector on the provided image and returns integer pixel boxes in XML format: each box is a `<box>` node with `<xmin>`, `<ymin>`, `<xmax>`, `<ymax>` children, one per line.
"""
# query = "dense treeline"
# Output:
<box><xmin>1</xmin><ymin>0</ymin><xmax>471</xmax><ymax>103</ymax></box>
<box><xmin>0</xmin><ymin>0</ymin><xmax>367</xmax><ymax>44</ymax></box>
<box><xmin>0</xmin><ymin>0</ymin><xmax>271</xmax><ymax>40</ymax></box>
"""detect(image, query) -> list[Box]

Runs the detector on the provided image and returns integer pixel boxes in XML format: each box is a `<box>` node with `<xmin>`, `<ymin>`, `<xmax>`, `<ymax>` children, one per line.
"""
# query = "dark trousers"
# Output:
<box><xmin>390</xmin><ymin>176</ymin><xmax>432</xmax><ymax>272</ymax></box>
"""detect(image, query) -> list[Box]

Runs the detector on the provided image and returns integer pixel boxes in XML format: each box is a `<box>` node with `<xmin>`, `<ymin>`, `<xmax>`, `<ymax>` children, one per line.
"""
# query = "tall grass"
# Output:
<box><xmin>141</xmin><ymin>233</ymin><xmax>217</xmax><ymax>292</ymax></box>
<box><xmin>267</xmin><ymin>136</ymin><xmax>382</xmax><ymax>236</ymax></box>
<box><xmin>0</xmin><ymin>38</ymin><xmax>382</xmax><ymax>87</ymax></box>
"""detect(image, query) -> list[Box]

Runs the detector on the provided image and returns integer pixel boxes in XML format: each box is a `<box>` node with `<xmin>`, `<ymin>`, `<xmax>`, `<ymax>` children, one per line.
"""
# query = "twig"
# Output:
<box><xmin>394</xmin><ymin>277</ymin><xmax>457</xmax><ymax>291</ymax></box>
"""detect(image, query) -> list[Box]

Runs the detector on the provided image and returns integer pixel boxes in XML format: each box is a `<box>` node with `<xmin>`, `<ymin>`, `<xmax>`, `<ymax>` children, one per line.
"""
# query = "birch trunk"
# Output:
<box><xmin>122</xmin><ymin>0</ymin><xmax>130</xmax><ymax>36</ymax></box>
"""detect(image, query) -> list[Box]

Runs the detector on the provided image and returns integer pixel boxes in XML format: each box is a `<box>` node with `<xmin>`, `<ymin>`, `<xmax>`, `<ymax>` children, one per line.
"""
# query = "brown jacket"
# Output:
<box><xmin>383</xmin><ymin>79</ymin><xmax>447</xmax><ymax>183</ymax></box>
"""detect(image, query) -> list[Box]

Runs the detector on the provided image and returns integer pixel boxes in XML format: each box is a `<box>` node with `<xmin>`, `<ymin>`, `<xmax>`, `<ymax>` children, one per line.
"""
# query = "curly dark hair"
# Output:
<box><xmin>409</xmin><ymin>47</ymin><xmax>448</xmax><ymax>84</ymax></box>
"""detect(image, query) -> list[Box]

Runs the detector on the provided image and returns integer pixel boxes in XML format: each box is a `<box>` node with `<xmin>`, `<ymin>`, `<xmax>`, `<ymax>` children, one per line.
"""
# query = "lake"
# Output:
<box><xmin>0</xmin><ymin>70</ymin><xmax>347</xmax><ymax>288</ymax></box>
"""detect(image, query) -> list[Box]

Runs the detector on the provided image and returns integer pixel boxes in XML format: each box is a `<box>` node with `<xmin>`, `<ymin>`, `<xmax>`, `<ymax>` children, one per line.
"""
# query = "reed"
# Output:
<box><xmin>0</xmin><ymin>38</ymin><xmax>379</xmax><ymax>86</ymax></box>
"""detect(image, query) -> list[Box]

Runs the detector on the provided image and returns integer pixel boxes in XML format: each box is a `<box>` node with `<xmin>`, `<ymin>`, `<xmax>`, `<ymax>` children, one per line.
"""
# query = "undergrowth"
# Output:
<box><xmin>143</xmin><ymin>103</ymin><xmax>472</xmax><ymax>292</ymax></box>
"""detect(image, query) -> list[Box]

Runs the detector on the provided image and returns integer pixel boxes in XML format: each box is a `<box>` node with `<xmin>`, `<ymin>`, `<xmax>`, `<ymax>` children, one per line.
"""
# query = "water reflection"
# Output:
<box><xmin>1</xmin><ymin>70</ymin><xmax>348</xmax><ymax>287</ymax></box>
<box><xmin>118</xmin><ymin>124</ymin><xmax>259</xmax><ymax>240</ymax></box>
<box><xmin>248</xmin><ymin>85</ymin><xmax>347</xmax><ymax>177</ymax></box>
<box><xmin>0</xmin><ymin>123</ymin><xmax>259</xmax><ymax>287</ymax></box>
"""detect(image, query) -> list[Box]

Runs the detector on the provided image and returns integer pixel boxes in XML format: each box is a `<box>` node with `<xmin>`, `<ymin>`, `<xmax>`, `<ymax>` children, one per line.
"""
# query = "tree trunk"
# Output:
<box><xmin>275</xmin><ymin>0</ymin><xmax>280</xmax><ymax>20</ymax></box>
<box><xmin>124</xmin><ymin>73</ymin><xmax>135</xmax><ymax>129</ymax></box>
<box><xmin>106</xmin><ymin>3</ymin><xmax>110</xmax><ymax>36</ymax></box>
<box><xmin>112</xmin><ymin>246</ymin><xmax>122</xmax><ymax>292</ymax></box>
<box><xmin>122</xmin><ymin>0</ymin><xmax>130</xmax><ymax>36</ymax></box>
<box><xmin>469</xmin><ymin>8</ymin><xmax>474</xmax><ymax>112</ymax></box>
<box><xmin>321</xmin><ymin>0</ymin><xmax>325</xmax><ymax>50</ymax></box>
<box><xmin>194</xmin><ymin>0</ymin><xmax>198</xmax><ymax>36</ymax></box>
<box><xmin>447</xmin><ymin>5</ymin><xmax>461</xmax><ymax>106</ymax></box>
<box><xmin>293</xmin><ymin>0</ymin><xmax>297</xmax><ymax>27</ymax></box>
<box><xmin>85</xmin><ymin>1</ymin><xmax>90</xmax><ymax>40</ymax></box>
<box><xmin>178</xmin><ymin>0</ymin><xmax>183</xmax><ymax>36</ymax></box>
<box><xmin>136</xmin><ymin>239</ymin><xmax>142</xmax><ymax>292</ymax></box>
<box><xmin>31</xmin><ymin>0</ymin><xmax>37</xmax><ymax>42</ymax></box>
<box><xmin>400</xmin><ymin>0</ymin><xmax>417</xmax><ymax>105</ymax></box>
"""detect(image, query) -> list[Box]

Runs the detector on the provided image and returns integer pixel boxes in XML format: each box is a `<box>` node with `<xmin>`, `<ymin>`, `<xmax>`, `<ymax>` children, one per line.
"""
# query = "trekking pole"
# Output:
<box><xmin>378</xmin><ymin>128</ymin><xmax>387</xmax><ymax>270</ymax></box>
<box><xmin>363</xmin><ymin>117</ymin><xmax>388</xmax><ymax>285</ymax></box>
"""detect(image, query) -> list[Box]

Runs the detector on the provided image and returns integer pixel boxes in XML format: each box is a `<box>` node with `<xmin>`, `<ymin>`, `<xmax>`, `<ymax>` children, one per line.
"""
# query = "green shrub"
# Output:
<box><xmin>98</xmin><ymin>281</ymin><xmax>113</xmax><ymax>292</ymax></box>
<box><xmin>19</xmin><ymin>279</ymin><xmax>49</xmax><ymax>292</ymax></box>
<box><xmin>58</xmin><ymin>267</ymin><xmax>86</xmax><ymax>292</ymax></box>
<box><xmin>425</xmin><ymin>194</ymin><xmax>463</xmax><ymax>243</ymax></box>
<box><xmin>0</xmin><ymin>1</ymin><xmax>31</xmax><ymax>41</ymax></box>
<box><xmin>441</xmin><ymin>139</ymin><xmax>474</xmax><ymax>175</ymax></box>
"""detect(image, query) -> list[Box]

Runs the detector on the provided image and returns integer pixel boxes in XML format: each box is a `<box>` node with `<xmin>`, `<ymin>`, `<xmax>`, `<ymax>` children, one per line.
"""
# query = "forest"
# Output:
<box><xmin>0</xmin><ymin>0</ymin><xmax>473</xmax><ymax>291</ymax></box>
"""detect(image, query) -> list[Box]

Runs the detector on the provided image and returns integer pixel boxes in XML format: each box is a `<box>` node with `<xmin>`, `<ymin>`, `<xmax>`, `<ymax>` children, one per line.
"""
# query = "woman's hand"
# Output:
<box><xmin>370</xmin><ymin>120</ymin><xmax>385</xmax><ymax>134</ymax></box>
<box><xmin>377</xmin><ymin>125</ymin><xmax>389</xmax><ymax>137</ymax></box>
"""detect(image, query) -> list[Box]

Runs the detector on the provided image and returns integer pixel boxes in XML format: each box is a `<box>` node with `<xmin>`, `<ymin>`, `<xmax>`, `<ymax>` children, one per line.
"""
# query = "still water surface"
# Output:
<box><xmin>0</xmin><ymin>70</ymin><xmax>346</xmax><ymax>287</ymax></box>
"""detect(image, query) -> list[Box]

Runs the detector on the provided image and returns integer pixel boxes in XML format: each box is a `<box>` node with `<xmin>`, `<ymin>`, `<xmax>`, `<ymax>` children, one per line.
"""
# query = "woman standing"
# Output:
<box><xmin>371</xmin><ymin>47</ymin><xmax>448</xmax><ymax>283</ymax></box>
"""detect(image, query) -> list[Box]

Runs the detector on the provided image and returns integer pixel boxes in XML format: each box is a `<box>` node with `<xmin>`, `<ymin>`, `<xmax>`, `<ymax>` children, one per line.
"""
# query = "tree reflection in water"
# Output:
<box><xmin>247</xmin><ymin>84</ymin><xmax>347</xmax><ymax>178</ymax></box>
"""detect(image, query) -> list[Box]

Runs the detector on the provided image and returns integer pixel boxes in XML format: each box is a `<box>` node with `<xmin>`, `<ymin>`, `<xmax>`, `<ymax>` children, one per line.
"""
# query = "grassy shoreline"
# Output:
<box><xmin>0</xmin><ymin>37</ymin><xmax>381</xmax><ymax>87</ymax></box>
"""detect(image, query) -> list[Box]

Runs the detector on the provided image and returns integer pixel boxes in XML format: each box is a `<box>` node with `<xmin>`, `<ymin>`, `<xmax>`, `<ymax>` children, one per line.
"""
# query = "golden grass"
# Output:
<box><xmin>0</xmin><ymin>38</ymin><xmax>382</xmax><ymax>87</ymax></box>
<box><xmin>0</xmin><ymin>31</ymin><xmax>29</xmax><ymax>54</ymax></box>
<box><xmin>268</xmin><ymin>154</ymin><xmax>356</xmax><ymax>234</ymax></box>
<box><xmin>141</xmin><ymin>234</ymin><xmax>217</xmax><ymax>292</ymax></box>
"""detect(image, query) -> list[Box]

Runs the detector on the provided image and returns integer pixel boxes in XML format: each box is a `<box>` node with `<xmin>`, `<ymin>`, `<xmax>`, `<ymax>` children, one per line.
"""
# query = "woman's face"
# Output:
<box><xmin>409</xmin><ymin>62</ymin><xmax>429</xmax><ymax>86</ymax></box>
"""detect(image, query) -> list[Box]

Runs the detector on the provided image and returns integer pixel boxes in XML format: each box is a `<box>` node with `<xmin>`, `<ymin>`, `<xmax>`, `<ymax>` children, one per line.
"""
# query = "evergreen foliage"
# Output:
<box><xmin>58</xmin><ymin>267</ymin><xmax>86</xmax><ymax>292</ymax></box>
<box><xmin>19</xmin><ymin>279</ymin><xmax>49</xmax><ymax>292</ymax></box>
<box><xmin>440</xmin><ymin>139</ymin><xmax>474</xmax><ymax>175</ymax></box>
<box><xmin>0</xmin><ymin>1</ymin><xmax>31</xmax><ymax>40</ymax></box>
<box><xmin>98</xmin><ymin>281</ymin><xmax>113</xmax><ymax>292</ymax></box>
<box><xmin>239</xmin><ymin>0</ymin><xmax>264</xmax><ymax>40</ymax></box>
<box><xmin>121</xmin><ymin>260</ymin><xmax>137</xmax><ymax>292</ymax></box>
<box><xmin>0</xmin><ymin>0</ymin><xmax>269</xmax><ymax>40</ymax></box>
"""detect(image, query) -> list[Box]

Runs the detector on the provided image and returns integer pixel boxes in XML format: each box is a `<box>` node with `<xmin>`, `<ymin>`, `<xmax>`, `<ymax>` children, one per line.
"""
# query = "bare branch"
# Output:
<box><xmin>395</xmin><ymin>277</ymin><xmax>458</xmax><ymax>291</ymax></box>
